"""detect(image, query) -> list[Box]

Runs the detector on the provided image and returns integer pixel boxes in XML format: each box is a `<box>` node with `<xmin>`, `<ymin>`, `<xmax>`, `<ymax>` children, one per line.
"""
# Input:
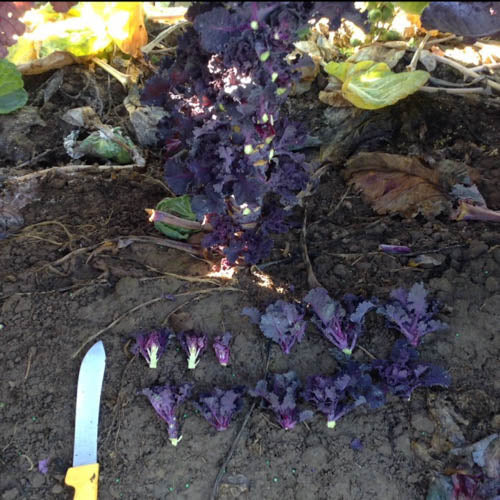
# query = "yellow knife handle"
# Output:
<box><xmin>65</xmin><ymin>463</ymin><xmax>99</xmax><ymax>500</ymax></box>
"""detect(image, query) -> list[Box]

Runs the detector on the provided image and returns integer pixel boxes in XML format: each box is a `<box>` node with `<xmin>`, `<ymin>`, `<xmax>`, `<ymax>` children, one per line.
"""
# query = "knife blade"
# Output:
<box><xmin>65</xmin><ymin>340</ymin><xmax>106</xmax><ymax>500</ymax></box>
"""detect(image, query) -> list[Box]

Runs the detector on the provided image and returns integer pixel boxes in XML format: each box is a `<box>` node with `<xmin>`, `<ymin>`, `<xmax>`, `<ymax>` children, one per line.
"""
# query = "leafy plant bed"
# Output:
<box><xmin>1</xmin><ymin>39</ymin><xmax>500</xmax><ymax>500</ymax></box>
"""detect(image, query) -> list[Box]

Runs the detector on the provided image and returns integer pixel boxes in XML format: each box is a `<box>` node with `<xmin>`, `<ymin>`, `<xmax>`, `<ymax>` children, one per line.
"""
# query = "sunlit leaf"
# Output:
<box><xmin>325</xmin><ymin>61</ymin><xmax>429</xmax><ymax>110</ymax></box>
<box><xmin>0</xmin><ymin>59</ymin><xmax>28</xmax><ymax>114</ymax></box>
<box><xmin>393</xmin><ymin>2</ymin><xmax>429</xmax><ymax>15</ymax></box>
<box><xmin>91</xmin><ymin>2</ymin><xmax>147</xmax><ymax>58</ymax></box>
<box><xmin>10</xmin><ymin>1</ymin><xmax>147</xmax><ymax>62</ymax></box>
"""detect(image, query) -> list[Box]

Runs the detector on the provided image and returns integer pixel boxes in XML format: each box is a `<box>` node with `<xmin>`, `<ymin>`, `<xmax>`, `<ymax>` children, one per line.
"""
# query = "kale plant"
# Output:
<box><xmin>141</xmin><ymin>2</ymin><xmax>367</xmax><ymax>265</ymax></box>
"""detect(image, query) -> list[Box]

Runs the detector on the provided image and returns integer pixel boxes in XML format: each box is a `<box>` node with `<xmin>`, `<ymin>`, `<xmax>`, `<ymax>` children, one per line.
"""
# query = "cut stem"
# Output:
<box><xmin>453</xmin><ymin>202</ymin><xmax>500</xmax><ymax>222</ymax></box>
<box><xmin>146</xmin><ymin>209</ymin><xmax>212</xmax><ymax>231</ymax></box>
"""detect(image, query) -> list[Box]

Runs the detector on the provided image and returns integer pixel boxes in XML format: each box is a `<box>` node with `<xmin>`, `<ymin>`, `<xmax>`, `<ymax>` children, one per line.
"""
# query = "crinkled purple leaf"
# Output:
<box><xmin>141</xmin><ymin>383</ymin><xmax>193</xmax><ymax>445</ymax></box>
<box><xmin>177</xmin><ymin>331</ymin><xmax>208</xmax><ymax>369</ymax></box>
<box><xmin>305</xmin><ymin>288</ymin><xmax>374</xmax><ymax>355</ymax></box>
<box><xmin>241</xmin><ymin>306</ymin><xmax>261</xmax><ymax>325</ymax></box>
<box><xmin>259</xmin><ymin>300</ymin><xmax>306</xmax><ymax>354</ymax></box>
<box><xmin>313</xmin><ymin>2</ymin><xmax>369</xmax><ymax>32</ymax></box>
<box><xmin>302</xmin><ymin>374</ymin><xmax>357</xmax><ymax>428</ymax></box>
<box><xmin>132</xmin><ymin>329</ymin><xmax>171</xmax><ymax>369</ymax></box>
<box><xmin>194</xmin><ymin>7</ymin><xmax>243</xmax><ymax>53</ymax></box>
<box><xmin>373</xmin><ymin>340</ymin><xmax>451</xmax><ymax>400</ymax></box>
<box><xmin>213</xmin><ymin>332</ymin><xmax>232</xmax><ymax>366</ymax></box>
<box><xmin>194</xmin><ymin>386</ymin><xmax>246</xmax><ymax>431</ymax></box>
<box><xmin>165</xmin><ymin>158</ymin><xmax>195</xmax><ymax>195</ymax></box>
<box><xmin>250</xmin><ymin>371</ymin><xmax>312</xmax><ymax>430</ymax></box>
<box><xmin>378</xmin><ymin>282</ymin><xmax>447</xmax><ymax>347</ymax></box>
<box><xmin>421</xmin><ymin>2</ymin><xmax>500</xmax><ymax>39</ymax></box>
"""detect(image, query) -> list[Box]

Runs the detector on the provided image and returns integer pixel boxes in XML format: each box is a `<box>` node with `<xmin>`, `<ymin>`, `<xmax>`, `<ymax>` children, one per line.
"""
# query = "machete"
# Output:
<box><xmin>65</xmin><ymin>340</ymin><xmax>106</xmax><ymax>499</ymax></box>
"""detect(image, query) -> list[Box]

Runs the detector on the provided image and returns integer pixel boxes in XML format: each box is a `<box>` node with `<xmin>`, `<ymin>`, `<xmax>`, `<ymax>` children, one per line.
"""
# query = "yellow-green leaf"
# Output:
<box><xmin>393</xmin><ymin>2</ymin><xmax>429</xmax><ymax>15</ymax></box>
<box><xmin>325</xmin><ymin>60</ymin><xmax>429</xmax><ymax>110</ymax></box>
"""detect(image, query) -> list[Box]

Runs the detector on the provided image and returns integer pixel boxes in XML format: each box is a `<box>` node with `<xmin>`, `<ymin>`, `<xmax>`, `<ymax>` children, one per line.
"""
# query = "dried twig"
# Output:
<box><xmin>8</xmin><ymin>164</ymin><xmax>142</xmax><ymax>184</ymax></box>
<box><xmin>301</xmin><ymin>209</ymin><xmax>322</xmax><ymax>289</ymax></box>
<box><xmin>141</xmin><ymin>21</ymin><xmax>190</xmax><ymax>54</ymax></box>
<box><xmin>141</xmin><ymin>265</ymin><xmax>221</xmax><ymax>285</ymax></box>
<box><xmin>407</xmin><ymin>33</ymin><xmax>431</xmax><ymax>72</ymax></box>
<box><xmin>90</xmin><ymin>57</ymin><xmax>130</xmax><ymax>88</ymax></box>
<box><xmin>428</xmin><ymin>76</ymin><xmax>485</xmax><ymax>88</ymax></box>
<box><xmin>420</xmin><ymin>86</ymin><xmax>491</xmax><ymax>96</ymax></box>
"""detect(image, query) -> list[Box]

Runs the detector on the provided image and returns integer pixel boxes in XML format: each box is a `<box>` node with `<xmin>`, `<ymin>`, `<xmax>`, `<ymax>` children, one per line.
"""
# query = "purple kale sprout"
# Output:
<box><xmin>376</xmin><ymin>282</ymin><xmax>447</xmax><ymax>347</ymax></box>
<box><xmin>302</xmin><ymin>374</ymin><xmax>360</xmax><ymax>429</ymax></box>
<box><xmin>132</xmin><ymin>329</ymin><xmax>171</xmax><ymax>369</ymax></box>
<box><xmin>304</xmin><ymin>288</ymin><xmax>375</xmax><ymax>355</ymax></box>
<box><xmin>213</xmin><ymin>332</ymin><xmax>232</xmax><ymax>366</ymax></box>
<box><xmin>372</xmin><ymin>340</ymin><xmax>451</xmax><ymax>400</ymax></box>
<box><xmin>177</xmin><ymin>331</ymin><xmax>208</xmax><ymax>369</ymax></box>
<box><xmin>249</xmin><ymin>371</ymin><xmax>313</xmax><ymax>430</ymax></box>
<box><xmin>258</xmin><ymin>300</ymin><xmax>307</xmax><ymax>354</ymax></box>
<box><xmin>141</xmin><ymin>382</ymin><xmax>193</xmax><ymax>446</ymax></box>
<box><xmin>194</xmin><ymin>386</ymin><xmax>246</xmax><ymax>431</ymax></box>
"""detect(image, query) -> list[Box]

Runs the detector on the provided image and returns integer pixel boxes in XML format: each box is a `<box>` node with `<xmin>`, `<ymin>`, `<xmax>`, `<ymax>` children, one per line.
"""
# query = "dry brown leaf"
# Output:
<box><xmin>343</xmin><ymin>152</ymin><xmax>450</xmax><ymax>217</ymax></box>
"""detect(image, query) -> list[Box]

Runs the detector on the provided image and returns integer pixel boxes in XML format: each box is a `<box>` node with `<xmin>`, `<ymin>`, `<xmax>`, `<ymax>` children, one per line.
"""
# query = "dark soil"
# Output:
<box><xmin>1</xmin><ymin>64</ymin><xmax>499</xmax><ymax>500</ymax></box>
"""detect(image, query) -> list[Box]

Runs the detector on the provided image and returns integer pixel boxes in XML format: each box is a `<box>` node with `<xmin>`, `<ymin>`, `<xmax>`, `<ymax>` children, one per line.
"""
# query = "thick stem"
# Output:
<box><xmin>146</xmin><ymin>209</ymin><xmax>212</xmax><ymax>231</ymax></box>
<box><xmin>453</xmin><ymin>202</ymin><xmax>500</xmax><ymax>222</ymax></box>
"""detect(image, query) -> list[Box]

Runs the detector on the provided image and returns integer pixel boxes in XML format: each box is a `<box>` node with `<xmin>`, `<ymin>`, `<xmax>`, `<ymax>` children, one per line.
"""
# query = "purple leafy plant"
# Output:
<box><xmin>376</xmin><ymin>282</ymin><xmax>447</xmax><ymax>347</ymax></box>
<box><xmin>372</xmin><ymin>340</ymin><xmax>451</xmax><ymax>400</ymax></box>
<box><xmin>141</xmin><ymin>3</ymin><xmax>367</xmax><ymax>265</ymax></box>
<box><xmin>141</xmin><ymin>382</ymin><xmax>193</xmax><ymax>446</ymax></box>
<box><xmin>304</xmin><ymin>288</ymin><xmax>375</xmax><ymax>355</ymax></box>
<box><xmin>257</xmin><ymin>300</ymin><xmax>307</xmax><ymax>354</ymax></box>
<box><xmin>194</xmin><ymin>386</ymin><xmax>246</xmax><ymax>431</ymax></box>
<box><xmin>302</xmin><ymin>374</ymin><xmax>360</xmax><ymax>429</ymax></box>
<box><xmin>177</xmin><ymin>331</ymin><xmax>207</xmax><ymax>370</ymax></box>
<box><xmin>249</xmin><ymin>371</ymin><xmax>313</xmax><ymax>430</ymax></box>
<box><xmin>213</xmin><ymin>332</ymin><xmax>232</xmax><ymax>366</ymax></box>
<box><xmin>132</xmin><ymin>329</ymin><xmax>171</xmax><ymax>369</ymax></box>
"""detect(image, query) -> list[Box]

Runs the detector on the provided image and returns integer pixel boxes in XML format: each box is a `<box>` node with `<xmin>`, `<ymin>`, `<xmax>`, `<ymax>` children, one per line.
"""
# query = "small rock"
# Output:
<box><xmin>450</xmin><ymin>248</ymin><xmax>463</xmax><ymax>261</ymax></box>
<box><xmin>491</xmin><ymin>415</ymin><xmax>500</xmax><ymax>430</ymax></box>
<box><xmin>1</xmin><ymin>488</ymin><xmax>19</xmax><ymax>500</ymax></box>
<box><xmin>394</xmin><ymin>433</ymin><xmax>412</xmax><ymax>458</ymax></box>
<box><xmin>301</xmin><ymin>445</ymin><xmax>329</xmax><ymax>465</ymax></box>
<box><xmin>482</xmin><ymin>295</ymin><xmax>500</xmax><ymax>315</ymax></box>
<box><xmin>485</xmin><ymin>277</ymin><xmax>499</xmax><ymax>293</ymax></box>
<box><xmin>412</xmin><ymin>413</ymin><xmax>436</xmax><ymax>434</ymax></box>
<box><xmin>51</xmin><ymin>484</ymin><xmax>63</xmax><ymax>494</ymax></box>
<box><xmin>464</xmin><ymin>241</ymin><xmax>488</xmax><ymax>260</ymax></box>
<box><xmin>407</xmin><ymin>473</ymin><xmax>420</xmax><ymax>484</ymax></box>
<box><xmin>480</xmin><ymin>232</ymin><xmax>500</xmax><ymax>245</ymax></box>
<box><xmin>484</xmin><ymin>437</ymin><xmax>500</xmax><ymax>479</ymax></box>
<box><xmin>333</xmin><ymin>264</ymin><xmax>349</xmax><ymax>279</ymax></box>
<box><xmin>430</xmin><ymin>277</ymin><xmax>453</xmax><ymax>293</ymax></box>
<box><xmin>492</xmin><ymin>248</ymin><xmax>500</xmax><ymax>265</ymax></box>
<box><xmin>31</xmin><ymin>474</ymin><xmax>45</xmax><ymax>488</ymax></box>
